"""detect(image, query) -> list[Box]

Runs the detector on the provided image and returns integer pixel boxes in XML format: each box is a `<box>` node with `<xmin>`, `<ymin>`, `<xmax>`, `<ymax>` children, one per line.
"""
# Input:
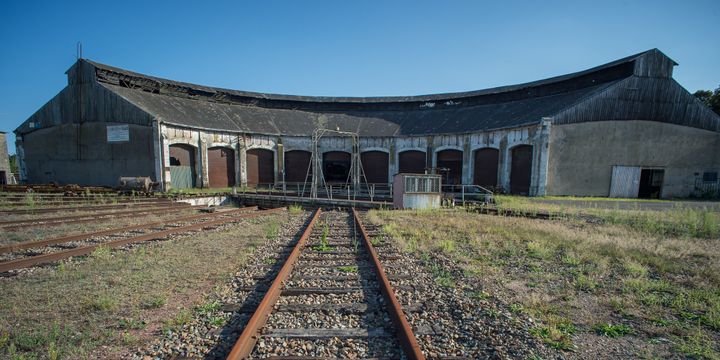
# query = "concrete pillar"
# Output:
<box><xmin>152</xmin><ymin>121</ymin><xmax>164</xmax><ymax>190</ymax></box>
<box><xmin>198</xmin><ymin>133</ymin><xmax>208</xmax><ymax>188</ymax></box>
<box><xmin>162</xmin><ymin>136</ymin><xmax>171</xmax><ymax>191</ymax></box>
<box><xmin>277</xmin><ymin>140</ymin><xmax>284</xmax><ymax>188</ymax></box>
<box><xmin>15</xmin><ymin>140</ymin><xmax>26</xmax><ymax>183</ymax></box>
<box><xmin>427</xmin><ymin>136</ymin><xmax>435</xmax><ymax>171</ymax></box>
<box><xmin>462</xmin><ymin>136</ymin><xmax>472</xmax><ymax>185</ymax></box>
<box><xmin>239</xmin><ymin>135</ymin><xmax>248</xmax><ymax>187</ymax></box>
<box><xmin>531</xmin><ymin>118</ymin><xmax>552</xmax><ymax>196</ymax></box>
<box><xmin>498</xmin><ymin>136</ymin><xmax>510</xmax><ymax>192</ymax></box>
<box><xmin>234</xmin><ymin>135</ymin><xmax>241</xmax><ymax>187</ymax></box>
<box><xmin>388</xmin><ymin>139</ymin><xmax>397</xmax><ymax>183</ymax></box>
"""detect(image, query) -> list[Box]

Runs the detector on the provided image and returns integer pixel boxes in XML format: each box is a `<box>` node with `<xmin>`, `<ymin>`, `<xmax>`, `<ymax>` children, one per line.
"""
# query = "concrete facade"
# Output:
<box><xmin>159</xmin><ymin>121</ymin><xmax>550</xmax><ymax>195</ymax></box>
<box><xmin>17</xmin><ymin>123</ymin><xmax>155</xmax><ymax>186</ymax></box>
<box><xmin>546</xmin><ymin>120</ymin><xmax>720</xmax><ymax>198</ymax></box>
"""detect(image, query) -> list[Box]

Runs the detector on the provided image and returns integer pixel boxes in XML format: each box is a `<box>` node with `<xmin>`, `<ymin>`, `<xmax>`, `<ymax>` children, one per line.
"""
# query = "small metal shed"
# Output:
<box><xmin>392</xmin><ymin>173</ymin><xmax>442</xmax><ymax>209</ymax></box>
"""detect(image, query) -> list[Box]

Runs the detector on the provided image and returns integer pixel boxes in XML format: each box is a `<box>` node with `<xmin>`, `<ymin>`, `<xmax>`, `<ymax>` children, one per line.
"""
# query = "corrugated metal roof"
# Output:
<box><xmin>85</xmin><ymin>49</ymin><xmax>663</xmax><ymax>104</ymax></box>
<box><xmin>104</xmin><ymin>80</ymin><xmax>620</xmax><ymax>136</ymax></box>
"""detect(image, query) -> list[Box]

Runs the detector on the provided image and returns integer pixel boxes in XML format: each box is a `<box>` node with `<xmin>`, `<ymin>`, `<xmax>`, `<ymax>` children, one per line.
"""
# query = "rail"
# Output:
<box><xmin>226</xmin><ymin>208</ymin><xmax>322</xmax><ymax>359</ymax></box>
<box><xmin>226</xmin><ymin>208</ymin><xmax>424</xmax><ymax>359</ymax></box>
<box><xmin>352</xmin><ymin>208</ymin><xmax>425</xmax><ymax>359</ymax></box>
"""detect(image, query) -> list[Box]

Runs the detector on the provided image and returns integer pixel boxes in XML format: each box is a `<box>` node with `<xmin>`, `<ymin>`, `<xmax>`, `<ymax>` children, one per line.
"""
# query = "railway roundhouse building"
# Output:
<box><xmin>14</xmin><ymin>49</ymin><xmax>720</xmax><ymax>198</ymax></box>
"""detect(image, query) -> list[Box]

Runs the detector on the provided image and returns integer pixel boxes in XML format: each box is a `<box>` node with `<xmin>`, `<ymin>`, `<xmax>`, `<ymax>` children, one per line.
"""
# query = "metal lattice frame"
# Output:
<box><xmin>302</xmin><ymin>127</ymin><xmax>368</xmax><ymax>199</ymax></box>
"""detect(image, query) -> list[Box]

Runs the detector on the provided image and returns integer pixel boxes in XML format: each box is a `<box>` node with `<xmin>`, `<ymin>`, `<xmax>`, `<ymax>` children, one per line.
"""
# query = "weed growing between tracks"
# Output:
<box><xmin>0</xmin><ymin>212</ymin><xmax>293</xmax><ymax>359</ymax></box>
<box><xmin>368</xmin><ymin>208</ymin><xmax>720</xmax><ymax>359</ymax></box>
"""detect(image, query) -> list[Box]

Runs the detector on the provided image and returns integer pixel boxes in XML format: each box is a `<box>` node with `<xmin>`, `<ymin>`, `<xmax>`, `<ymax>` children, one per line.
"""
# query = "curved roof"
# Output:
<box><xmin>17</xmin><ymin>49</ymin><xmax>720</xmax><ymax>136</ymax></box>
<box><xmin>87</xmin><ymin>49</ymin><xmax>652</xmax><ymax>104</ymax></box>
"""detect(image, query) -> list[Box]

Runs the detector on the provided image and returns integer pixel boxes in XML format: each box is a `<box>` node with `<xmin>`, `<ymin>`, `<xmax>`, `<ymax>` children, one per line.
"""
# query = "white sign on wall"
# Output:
<box><xmin>107</xmin><ymin>124</ymin><xmax>130</xmax><ymax>142</ymax></box>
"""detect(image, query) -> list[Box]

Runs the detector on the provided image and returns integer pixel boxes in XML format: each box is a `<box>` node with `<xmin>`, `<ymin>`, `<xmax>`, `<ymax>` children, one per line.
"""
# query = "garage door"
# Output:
<box><xmin>510</xmin><ymin>145</ymin><xmax>533</xmax><ymax>195</ymax></box>
<box><xmin>361</xmin><ymin>151</ymin><xmax>389</xmax><ymax>184</ymax></box>
<box><xmin>247</xmin><ymin>149</ymin><xmax>274</xmax><ymax>186</ymax></box>
<box><xmin>609</xmin><ymin>166</ymin><xmax>641</xmax><ymax>198</ymax></box>
<box><xmin>208</xmin><ymin>147</ymin><xmax>235</xmax><ymax>188</ymax></box>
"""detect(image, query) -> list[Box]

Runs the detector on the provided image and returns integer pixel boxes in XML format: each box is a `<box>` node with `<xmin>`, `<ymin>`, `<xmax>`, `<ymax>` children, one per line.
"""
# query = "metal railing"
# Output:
<box><xmin>694</xmin><ymin>179</ymin><xmax>720</xmax><ymax>199</ymax></box>
<box><xmin>240</xmin><ymin>182</ymin><xmax>393</xmax><ymax>202</ymax></box>
<box><xmin>441</xmin><ymin>184</ymin><xmax>494</xmax><ymax>206</ymax></box>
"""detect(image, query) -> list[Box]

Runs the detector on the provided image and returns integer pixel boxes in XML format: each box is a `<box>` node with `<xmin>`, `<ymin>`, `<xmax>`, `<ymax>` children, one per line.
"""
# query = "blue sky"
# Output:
<box><xmin>1</xmin><ymin>0</ymin><xmax>719</xmax><ymax>154</ymax></box>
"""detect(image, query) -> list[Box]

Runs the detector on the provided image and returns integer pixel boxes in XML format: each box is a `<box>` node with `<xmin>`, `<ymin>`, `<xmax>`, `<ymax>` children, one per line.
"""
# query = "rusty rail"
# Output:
<box><xmin>226</xmin><ymin>208</ymin><xmax>322</xmax><ymax>360</ymax></box>
<box><xmin>0</xmin><ymin>202</ymin><xmax>191</xmax><ymax>215</ymax></box>
<box><xmin>352</xmin><ymin>208</ymin><xmax>425</xmax><ymax>360</ymax></box>
<box><xmin>0</xmin><ymin>206</ymin><xmax>258</xmax><ymax>254</ymax></box>
<box><xmin>0</xmin><ymin>208</ymin><xmax>284</xmax><ymax>272</ymax></box>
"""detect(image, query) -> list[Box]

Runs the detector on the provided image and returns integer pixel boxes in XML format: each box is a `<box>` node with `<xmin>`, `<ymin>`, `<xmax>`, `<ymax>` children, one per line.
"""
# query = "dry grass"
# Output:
<box><xmin>0</xmin><ymin>212</ymin><xmax>293</xmax><ymax>359</ymax></box>
<box><xmin>368</xmin><ymin>208</ymin><xmax>720</xmax><ymax>358</ymax></box>
<box><xmin>492</xmin><ymin>195</ymin><xmax>720</xmax><ymax>239</ymax></box>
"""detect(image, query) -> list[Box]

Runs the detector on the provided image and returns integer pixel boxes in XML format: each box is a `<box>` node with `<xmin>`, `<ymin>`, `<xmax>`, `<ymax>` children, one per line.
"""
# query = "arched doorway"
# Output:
<box><xmin>284</xmin><ymin>150</ymin><xmax>312</xmax><ymax>183</ymax></box>
<box><xmin>436</xmin><ymin>149</ymin><xmax>463</xmax><ymax>185</ymax></box>
<box><xmin>398</xmin><ymin>150</ymin><xmax>426</xmax><ymax>174</ymax></box>
<box><xmin>323</xmin><ymin>151</ymin><xmax>351</xmax><ymax>183</ymax></box>
<box><xmin>473</xmin><ymin>148</ymin><xmax>499</xmax><ymax>188</ymax></box>
<box><xmin>208</xmin><ymin>147</ymin><xmax>235</xmax><ymax>188</ymax></box>
<box><xmin>169</xmin><ymin>144</ymin><xmax>197</xmax><ymax>188</ymax></box>
<box><xmin>247</xmin><ymin>148</ymin><xmax>274</xmax><ymax>186</ymax></box>
<box><xmin>361</xmin><ymin>151</ymin><xmax>389</xmax><ymax>184</ymax></box>
<box><xmin>510</xmin><ymin>145</ymin><xmax>533</xmax><ymax>195</ymax></box>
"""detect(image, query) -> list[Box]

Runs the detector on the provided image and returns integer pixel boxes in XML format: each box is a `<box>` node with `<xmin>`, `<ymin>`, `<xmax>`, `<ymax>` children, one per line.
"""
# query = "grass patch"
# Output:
<box><xmin>428</xmin><ymin>262</ymin><xmax>455</xmax><ymax>288</ymax></box>
<box><xmin>91</xmin><ymin>246</ymin><xmax>112</xmax><ymax>261</ymax></box>
<box><xmin>117</xmin><ymin>318</ymin><xmax>146</xmax><ymax>330</ymax></box>
<box><xmin>530</xmin><ymin>324</ymin><xmax>574</xmax><ymax>350</ymax></box>
<box><xmin>312</xmin><ymin>223</ymin><xmax>333</xmax><ymax>252</ymax></box>
<box><xmin>594</xmin><ymin>323</ymin><xmax>633</xmax><ymax>337</ymax></box>
<box><xmin>337</xmin><ymin>265</ymin><xmax>358</xmax><ymax>273</ymax></box>
<box><xmin>494</xmin><ymin>195</ymin><xmax>720</xmax><ymax>239</ymax></box>
<box><xmin>195</xmin><ymin>301</ymin><xmax>221</xmax><ymax>315</ymax></box>
<box><xmin>141</xmin><ymin>295</ymin><xmax>167</xmax><ymax>309</ymax></box>
<box><xmin>162</xmin><ymin>309</ymin><xmax>192</xmax><ymax>333</ymax></box>
<box><xmin>675</xmin><ymin>328</ymin><xmax>720</xmax><ymax>359</ymax></box>
<box><xmin>288</xmin><ymin>204</ymin><xmax>303</xmax><ymax>214</ymax></box>
<box><xmin>369</xmin><ymin>206</ymin><xmax>720</xmax><ymax>358</ymax></box>
<box><xmin>0</xmin><ymin>212</ymin><xmax>293</xmax><ymax>359</ymax></box>
<box><xmin>265</xmin><ymin>220</ymin><xmax>280</xmax><ymax>240</ymax></box>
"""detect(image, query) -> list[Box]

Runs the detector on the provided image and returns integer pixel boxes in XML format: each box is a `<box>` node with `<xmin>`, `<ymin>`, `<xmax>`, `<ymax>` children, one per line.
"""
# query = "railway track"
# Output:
<box><xmin>0</xmin><ymin>207</ymin><xmax>284</xmax><ymax>273</ymax></box>
<box><xmin>0</xmin><ymin>206</ymin><xmax>258</xmax><ymax>255</ymax></box>
<box><xmin>0</xmin><ymin>204</ymin><xmax>208</xmax><ymax>230</ymax></box>
<box><xmin>0</xmin><ymin>201</ymin><xmax>190</xmax><ymax>215</ymax></box>
<box><xmin>226</xmin><ymin>208</ymin><xmax>424</xmax><ymax>359</ymax></box>
<box><xmin>0</xmin><ymin>197</ymin><xmax>169</xmax><ymax>206</ymax></box>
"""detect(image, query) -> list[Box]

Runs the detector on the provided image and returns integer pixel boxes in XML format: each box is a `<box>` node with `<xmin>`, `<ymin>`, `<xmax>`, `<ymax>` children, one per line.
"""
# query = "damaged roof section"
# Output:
<box><xmin>16</xmin><ymin>49</ymin><xmax>720</xmax><ymax>136</ymax></box>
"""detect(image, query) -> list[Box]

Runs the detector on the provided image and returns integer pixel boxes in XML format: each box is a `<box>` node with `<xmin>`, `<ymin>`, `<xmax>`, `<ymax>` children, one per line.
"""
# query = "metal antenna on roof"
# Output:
<box><xmin>76</xmin><ymin>42</ymin><xmax>83</xmax><ymax>60</ymax></box>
